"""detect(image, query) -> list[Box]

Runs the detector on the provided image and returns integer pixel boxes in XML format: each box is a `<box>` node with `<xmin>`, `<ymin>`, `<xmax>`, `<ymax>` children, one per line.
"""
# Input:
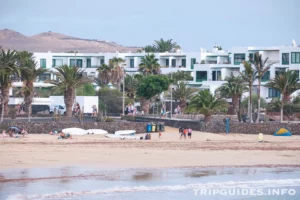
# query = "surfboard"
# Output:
<box><xmin>85</xmin><ymin>129</ymin><xmax>108</xmax><ymax>135</ymax></box>
<box><xmin>115</xmin><ymin>130</ymin><xmax>136</xmax><ymax>135</ymax></box>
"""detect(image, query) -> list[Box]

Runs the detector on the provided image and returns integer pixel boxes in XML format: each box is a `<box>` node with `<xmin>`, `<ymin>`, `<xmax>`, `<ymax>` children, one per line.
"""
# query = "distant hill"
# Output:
<box><xmin>0</xmin><ymin>29</ymin><xmax>139</xmax><ymax>53</ymax></box>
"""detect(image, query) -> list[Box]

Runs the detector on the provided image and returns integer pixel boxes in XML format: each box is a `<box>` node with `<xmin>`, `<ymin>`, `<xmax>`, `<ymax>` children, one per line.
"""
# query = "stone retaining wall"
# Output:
<box><xmin>0</xmin><ymin>122</ymin><xmax>148</xmax><ymax>134</ymax></box>
<box><xmin>136</xmin><ymin>117</ymin><xmax>300</xmax><ymax>135</ymax></box>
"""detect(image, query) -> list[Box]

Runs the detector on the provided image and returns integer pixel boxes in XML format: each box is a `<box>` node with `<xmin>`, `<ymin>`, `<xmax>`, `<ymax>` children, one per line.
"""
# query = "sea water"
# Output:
<box><xmin>1</xmin><ymin>167</ymin><xmax>300</xmax><ymax>200</ymax></box>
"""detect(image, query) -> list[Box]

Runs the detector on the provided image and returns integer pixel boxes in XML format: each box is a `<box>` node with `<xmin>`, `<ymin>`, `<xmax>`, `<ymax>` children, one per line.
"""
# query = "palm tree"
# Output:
<box><xmin>96</xmin><ymin>64</ymin><xmax>113</xmax><ymax>87</ymax></box>
<box><xmin>216</xmin><ymin>74</ymin><xmax>248</xmax><ymax>116</ymax></box>
<box><xmin>266</xmin><ymin>70</ymin><xmax>300</xmax><ymax>122</ymax></box>
<box><xmin>153</xmin><ymin>38</ymin><xmax>180</xmax><ymax>52</ymax></box>
<box><xmin>51</xmin><ymin>65</ymin><xmax>91</xmax><ymax>117</ymax></box>
<box><xmin>141</xmin><ymin>45</ymin><xmax>156</xmax><ymax>53</ymax></box>
<box><xmin>123</xmin><ymin>74</ymin><xmax>138</xmax><ymax>99</ymax></box>
<box><xmin>16</xmin><ymin>51</ymin><xmax>34</xmax><ymax>67</ymax></box>
<box><xmin>110</xmin><ymin>57</ymin><xmax>125</xmax><ymax>90</ymax></box>
<box><xmin>240</xmin><ymin>61</ymin><xmax>256</xmax><ymax>123</ymax></box>
<box><xmin>138</xmin><ymin>54</ymin><xmax>160</xmax><ymax>75</ymax></box>
<box><xmin>172</xmin><ymin>82</ymin><xmax>198</xmax><ymax>113</ymax></box>
<box><xmin>20</xmin><ymin>59</ymin><xmax>48</xmax><ymax>122</ymax></box>
<box><xmin>250</xmin><ymin>52</ymin><xmax>276</xmax><ymax>123</ymax></box>
<box><xmin>169</xmin><ymin>71</ymin><xmax>193</xmax><ymax>84</ymax></box>
<box><xmin>0</xmin><ymin>49</ymin><xmax>18</xmax><ymax>120</ymax></box>
<box><xmin>186</xmin><ymin>90</ymin><xmax>229</xmax><ymax>123</ymax></box>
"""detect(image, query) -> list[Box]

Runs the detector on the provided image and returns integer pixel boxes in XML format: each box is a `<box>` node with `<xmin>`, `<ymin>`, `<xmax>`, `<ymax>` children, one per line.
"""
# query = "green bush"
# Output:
<box><xmin>104</xmin><ymin>117</ymin><xmax>115</xmax><ymax>122</ymax></box>
<box><xmin>267</xmin><ymin>102</ymin><xmax>300</xmax><ymax>115</ymax></box>
<box><xmin>121</xmin><ymin>115</ymin><xmax>136</xmax><ymax>121</ymax></box>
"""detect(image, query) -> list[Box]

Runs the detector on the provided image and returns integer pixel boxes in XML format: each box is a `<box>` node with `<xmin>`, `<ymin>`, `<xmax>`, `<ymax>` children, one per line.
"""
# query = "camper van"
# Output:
<box><xmin>49</xmin><ymin>104</ymin><xmax>66</xmax><ymax>114</ymax></box>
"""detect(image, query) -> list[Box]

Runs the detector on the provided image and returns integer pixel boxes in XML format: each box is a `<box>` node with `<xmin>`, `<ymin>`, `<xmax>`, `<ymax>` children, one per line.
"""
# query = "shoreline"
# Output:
<box><xmin>1</xmin><ymin>165</ymin><xmax>300</xmax><ymax>183</ymax></box>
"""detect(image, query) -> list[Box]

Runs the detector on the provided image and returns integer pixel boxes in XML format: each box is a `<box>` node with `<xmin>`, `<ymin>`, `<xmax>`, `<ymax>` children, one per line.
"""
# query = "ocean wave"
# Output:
<box><xmin>9</xmin><ymin>179</ymin><xmax>300</xmax><ymax>200</ymax></box>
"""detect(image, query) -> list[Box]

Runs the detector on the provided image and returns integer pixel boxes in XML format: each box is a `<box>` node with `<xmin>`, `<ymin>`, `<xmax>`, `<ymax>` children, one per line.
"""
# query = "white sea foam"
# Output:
<box><xmin>9</xmin><ymin>179</ymin><xmax>300</xmax><ymax>200</ymax></box>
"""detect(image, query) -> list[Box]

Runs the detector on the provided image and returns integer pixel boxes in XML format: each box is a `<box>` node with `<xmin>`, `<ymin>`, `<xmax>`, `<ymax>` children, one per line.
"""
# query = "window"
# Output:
<box><xmin>196</xmin><ymin>71</ymin><xmax>207</xmax><ymax>82</ymax></box>
<box><xmin>249</xmin><ymin>53</ymin><xmax>253</xmax><ymax>61</ymax></box>
<box><xmin>282</xmin><ymin>53</ymin><xmax>289</xmax><ymax>65</ymax></box>
<box><xmin>39</xmin><ymin>73</ymin><xmax>51</xmax><ymax>81</ymax></box>
<box><xmin>275</xmin><ymin>68</ymin><xmax>286</xmax><ymax>76</ymax></box>
<box><xmin>291</xmin><ymin>52</ymin><xmax>300</xmax><ymax>64</ymax></box>
<box><xmin>70</xmin><ymin>59</ymin><xmax>82</xmax><ymax>67</ymax></box>
<box><xmin>212</xmin><ymin>70</ymin><xmax>222</xmax><ymax>81</ymax></box>
<box><xmin>166</xmin><ymin>59</ymin><xmax>169</xmax><ymax>66</ymax></box>
<box><xmin>40</xmin><ymin>59</ymin><xmax>46</xmax><ymax>68</ymax></box>
<box><xmin>234</xmin><ymin>54</ymin><xmax>245</xmax><ymax>65</ymax></box>
<box><xmin>52</xmin><ymin>59</ymin><xmax>63</xmax><ymax>67</ymax></box>
<box><xmin>171</xmin><ymin>59</ymin><xmax>176</xmax><ymax>67</ymax></box>
<box><xmin>86</xmin><ymin>58</ymin><xmax>91</xmax><ymax>68</ymax></box>
<box><xmin>269</xmin><ymin>88</ymin><xmax>281</xmax><ymax>98</ymax></box>
<box><xmin>191</xmin><ymin>58</ymin><xmax>196</xmax><ymax>69</ymax></box>
<box><xmin>182</xmin><ymin>59</ymin><xmax>186</xmax><ymax>67</ymax></box>
<box><xmin>100</xmin><ymin>58</ymin><xmax>105</xmax><ymax>65</ymax></box>
<box><xmin>262</xmin><ymin>71</ymin><xmax>270</xmax><ymax>82</ymax></box>
<box><xmin>130</xmin><ymin>59</ymin><xmax>134</xmax><ymax>68</ymax></box>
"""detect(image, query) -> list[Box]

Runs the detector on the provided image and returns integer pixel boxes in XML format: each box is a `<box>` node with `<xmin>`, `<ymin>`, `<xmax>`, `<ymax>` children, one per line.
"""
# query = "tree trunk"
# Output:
<box><xmin>179</xmin><ymin>99</ymin><xmax>186</xmax><ymax>114</ymax></box>
<box><xmin>237</xmin><ymin>96</ymin><xmax>242</xmax><ymax>122</ymax></box>
<box><xmin>0</xmin><ymin>95</ymin><xmax>4</xmax><ymax>123</ymax></box>
<box><xmin>2</xmin><ymin>87</ymin><xmax>10</xmax><ymax>115</ymax></box>
<box><xmin>280</xmin><ymin>90</ymin><xmax>285</xmax><ymax>123</ymax></box>
<box><xmin>204</xmin><ymin>114</ymin><xmax>212</xmax><ymax>123</ymax></box>
<box><xmin>27</xmin><ymin>103</ymin><xmax>31</xmax><ymax>122</ymax></box>
<box><xmin>256</xmin><ymin>79</ymin><xmax>261</xmax><ymax>123</ymax></box>
<box><xmin>64</xmin><ymin>88</ymin><xmax>75</xmax><ymax>117</ymax></box>
<box><xmin>140</xmin><ymin>97</ymin><xmax>151</xmax><ymax>114</ymax></box>
<box><xmin>249</xmin><ymin>82</ymin><xmax>253</xmax><ymax>123</ymax></box>
<box><xmin>232</xmin><ymin>96</ymin><xmax>239</xmax><ymax>115</ymax></box>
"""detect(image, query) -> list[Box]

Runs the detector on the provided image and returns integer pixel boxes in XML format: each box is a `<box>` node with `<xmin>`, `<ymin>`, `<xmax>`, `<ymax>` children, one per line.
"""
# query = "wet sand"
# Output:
<box><xmin>0</xmin><ymin>127</ymin><xmax>300</xmax><ymax>169</ymax></box>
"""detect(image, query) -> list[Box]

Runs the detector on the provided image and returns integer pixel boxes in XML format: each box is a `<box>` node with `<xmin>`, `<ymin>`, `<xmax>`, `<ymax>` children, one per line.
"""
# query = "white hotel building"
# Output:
<box><xmin>32</xmin><ymin>41</ymin><xmax>300</xmax><ymax>102</ymax></box>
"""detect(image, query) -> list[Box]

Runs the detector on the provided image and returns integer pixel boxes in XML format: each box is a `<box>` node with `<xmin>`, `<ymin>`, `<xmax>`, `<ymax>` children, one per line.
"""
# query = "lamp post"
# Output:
<box><xmin>170</xmin><ymin>73</ymin><xmax>173</xmax><ymax>119</ymax></box>
<box><xmin>122</xmin><ymin>68</ymin><xmax>125</xmax><ymax>116</ymax></box>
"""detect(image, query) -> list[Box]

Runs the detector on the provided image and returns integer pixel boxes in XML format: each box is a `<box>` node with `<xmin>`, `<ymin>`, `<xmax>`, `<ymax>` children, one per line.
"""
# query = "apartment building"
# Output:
<box><xmin>30</xmin><ymin>41</ymin><xmax>300</xmax><ymax>102</ymax></box>
<box><xmin>188</xmin><ymin>42</ymin><xmax>300</xmax><ymax>102</ymax></box>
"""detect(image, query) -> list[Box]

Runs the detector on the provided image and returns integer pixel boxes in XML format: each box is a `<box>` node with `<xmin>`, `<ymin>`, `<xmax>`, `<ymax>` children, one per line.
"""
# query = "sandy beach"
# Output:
<box><xmin>1</xmin><ymin>126</ymin><xmax>300</xmax><ymax>170</ymax></box>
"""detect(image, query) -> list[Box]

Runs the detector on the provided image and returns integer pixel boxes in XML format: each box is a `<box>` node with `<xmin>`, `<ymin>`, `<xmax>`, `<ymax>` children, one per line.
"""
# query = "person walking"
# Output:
<box><xmin>158</xmin><ymin>130</ymin><xmax>162</xmax><ymax>139</ymax></box>
<box><xmin>188</xmin><ymin>127</ymin><xmax>192</xmax><ymax>139</ymax></box>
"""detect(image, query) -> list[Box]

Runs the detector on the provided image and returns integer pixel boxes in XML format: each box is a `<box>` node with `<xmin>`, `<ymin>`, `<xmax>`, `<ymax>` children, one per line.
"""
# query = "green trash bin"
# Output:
<box><xmin>156</xmin><ymin>124</ymin><xmax>159</xmax><ymax>132</ymax></box>
<box><xmin>152</xmin><ymin>124</ymin><xmax>156</xmax><ymax>132</ymax></box>
<box><xmin>160</xmin><ymin>123</ymin><xmax>165</xmax><ymax>132</ymax></box>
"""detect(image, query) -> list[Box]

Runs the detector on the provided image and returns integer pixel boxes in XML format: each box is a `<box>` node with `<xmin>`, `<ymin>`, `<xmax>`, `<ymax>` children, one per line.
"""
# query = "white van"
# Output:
<box><xmin>49</xmin><ymin>104</ymin><xmax>66</xmax><ymax>114</ymax></box>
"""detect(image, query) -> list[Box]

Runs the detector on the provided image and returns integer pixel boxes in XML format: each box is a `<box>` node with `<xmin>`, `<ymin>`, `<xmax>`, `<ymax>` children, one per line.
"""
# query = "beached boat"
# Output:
<box><xmin>105</xmin><ymin>134</ymin><xmax>140</xmax><ymax>140</ymax></box>
<box><xmin>62</xmin><ymin>128</ymin><xmax>87</xmax><ymax>135</ymax></box>
<box><xmin>114</xmin><ymin>130</ymin><xmax>136</xmax><ymax>135</ymax></box>
<box><xmin>85</xmin><ymin>129</ymin><xmax>108</xmax><ymax>135</ymax></box>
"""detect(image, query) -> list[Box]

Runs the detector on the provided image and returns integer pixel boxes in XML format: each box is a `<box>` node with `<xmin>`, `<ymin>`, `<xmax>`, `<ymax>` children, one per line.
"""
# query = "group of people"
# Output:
<box><xmin>1</xmin><ymin>126</ymin><xmax>28</xmax><ymax>138</ymax></box>
<box><xmin>125</xmin><ymin>103</ymin><xmax>137</xmax><ymax>116</ymax></box>
<box><xmin>179</xmin><ymin>127</ymin><xmax>192</xmax><ymax>139</ymax></box>
<box><xmin>16</xmin><ymin>103</ymin><xmax>26</xmax><ymax>114</ymax></box>
<box><xmin>49</xmin><ymin>130</ymin><xmax>73</xmax><ymax>139</ymax></box>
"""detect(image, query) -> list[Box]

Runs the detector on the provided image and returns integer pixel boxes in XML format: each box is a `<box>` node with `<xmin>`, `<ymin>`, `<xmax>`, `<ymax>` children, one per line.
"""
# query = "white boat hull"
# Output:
<box><xmin>115</xmin><ymin>130</ymin><xmax>136</xmax><ymax>135</ymax></box>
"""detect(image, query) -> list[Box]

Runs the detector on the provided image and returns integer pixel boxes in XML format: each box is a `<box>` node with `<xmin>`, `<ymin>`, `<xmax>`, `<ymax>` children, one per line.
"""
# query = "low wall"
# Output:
<box><xmin>135</xmin><ymin>117</ymin><xmax>300</xmax><ymax>135</ymax></box>
<box><xmin>0</xmin><ymin>122</ymin><xmax>148</xmax><ymax>134</ymax></box>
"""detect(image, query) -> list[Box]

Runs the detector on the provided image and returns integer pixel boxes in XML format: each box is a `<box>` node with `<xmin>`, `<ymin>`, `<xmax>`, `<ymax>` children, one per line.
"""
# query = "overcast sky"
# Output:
<box><xmin>0</xmin><ymin>0</ymin><xmax>299</xmax><ymax>51</ymax></box>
